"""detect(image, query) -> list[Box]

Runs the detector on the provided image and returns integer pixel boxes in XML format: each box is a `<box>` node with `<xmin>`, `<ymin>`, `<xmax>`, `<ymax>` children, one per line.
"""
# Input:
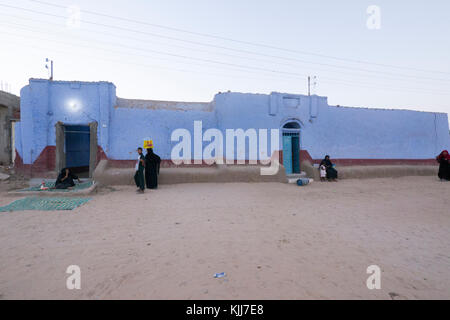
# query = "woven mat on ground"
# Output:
<box><xmin>19</xmin><ymin>181</ymin><xmax>94</xmax><ymax>192</ymax></box>
<box><xmin>0</xmin><ymin>197</ymin><xmax>91</xmax><ymax>212</ymax></box>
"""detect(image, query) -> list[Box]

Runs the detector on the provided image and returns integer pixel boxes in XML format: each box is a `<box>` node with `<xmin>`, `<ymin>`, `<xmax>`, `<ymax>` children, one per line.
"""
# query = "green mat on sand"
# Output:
<box><xmin>0</xmin><ymin>197</ymin><xmax>91</xmax><ymax>212</ymax></box>
<box><xmin>19</xmin><ymin>181</ymin><xmax>94</xmax><ymax>192</ymax></box>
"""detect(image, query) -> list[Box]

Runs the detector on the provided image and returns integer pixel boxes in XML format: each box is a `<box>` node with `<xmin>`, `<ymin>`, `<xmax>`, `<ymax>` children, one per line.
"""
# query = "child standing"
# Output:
<box><xmin>320</xmin><ymin>164</ymin><xmax>327</xmax><ymax>182</ymax></box>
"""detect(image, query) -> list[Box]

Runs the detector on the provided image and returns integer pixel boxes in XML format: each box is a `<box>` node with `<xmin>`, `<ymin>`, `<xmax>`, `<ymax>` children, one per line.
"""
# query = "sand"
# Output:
<box><xmin>0</xmin><ymin>176</ymin><xmax>449</xmax><ymax>300</ymax></box>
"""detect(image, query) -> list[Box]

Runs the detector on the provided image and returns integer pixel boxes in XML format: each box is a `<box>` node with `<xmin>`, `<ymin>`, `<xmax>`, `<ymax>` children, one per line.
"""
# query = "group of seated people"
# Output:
<box><xmin>318</xmin><ymin>150</ymin><xmax>450</xmax><ymax>182</ymax></box>
<box><xmin>319</xmin><ymin>155</ymin><xmax>338</xmax><ymax>182</ymax></box>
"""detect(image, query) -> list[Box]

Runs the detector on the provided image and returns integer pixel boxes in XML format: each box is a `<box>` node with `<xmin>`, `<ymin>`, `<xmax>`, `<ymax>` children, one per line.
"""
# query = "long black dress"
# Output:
<box><xmin>436</xmin><ymin>152</ymin><xmax>450</xmax><ymax>181</ymax></box>
<box><xmin>320</xmin><ymin>157</ymin><xmax>338</xmax><ymax>180</ymax></box>
<box><xmin>55</xmin><ymin>168</ymin><xmax>78</xmax><ymax>189</ymax></box>
<box><xmin>145</xmin><ymin>149</ymin><xmax>161</xmax><ymax>189</ymax></box>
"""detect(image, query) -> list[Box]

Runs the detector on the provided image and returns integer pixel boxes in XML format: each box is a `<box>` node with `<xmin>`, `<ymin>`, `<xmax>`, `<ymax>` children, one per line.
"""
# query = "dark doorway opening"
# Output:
<box><xmin>64</xmin><ymin>125</ymin><xmax>90</xmax><ymax>177</ymax></box>
<box><xmin>291</xmin><ymin>135</ymin><xmax>300</xmax><ymax>173</ymax></box>
<box><xmin>55</xmin><ymin>122</ymin><xmax>98</xmax><ymax>178</ymax></box>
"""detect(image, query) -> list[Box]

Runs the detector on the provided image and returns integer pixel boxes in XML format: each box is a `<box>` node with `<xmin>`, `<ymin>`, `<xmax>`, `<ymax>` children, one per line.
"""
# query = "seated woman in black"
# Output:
<box><xmin>320</xmin><ymin>155</ymin><xmax>338</xmax><ymax>181</ymax></box>
<box><xmin>436</xmin><ymin>150</ymin><xmax>450</xmax><ymax>181</ymax></box>
<box><xmin>55</xmin><ymin>168</ymin><xmax>81</xmax><ymax>189</ymax></box>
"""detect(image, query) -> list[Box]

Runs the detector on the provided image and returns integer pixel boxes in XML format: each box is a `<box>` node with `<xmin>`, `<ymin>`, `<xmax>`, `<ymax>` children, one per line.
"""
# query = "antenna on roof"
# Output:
<box><xmin>45</xmin><ymin>58</ymin><xmax>54</xmax><ymax>81</ymax></box>
<box><xmin>308</xmin><ymin>76</ymin><xmax>317</xmax><ymax>96</ymax></box>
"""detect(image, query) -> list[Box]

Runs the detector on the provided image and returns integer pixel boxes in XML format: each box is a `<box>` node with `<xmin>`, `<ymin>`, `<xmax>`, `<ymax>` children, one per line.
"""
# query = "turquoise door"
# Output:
<box><xmin>291</xmin><ymin>136</ymin><xmax>300</xmax><ymax>173</ymax></box>
<box><xmin>283</xmin><ymin>135</ymin><xmax>293</xmax><ymax>174</ymax></box>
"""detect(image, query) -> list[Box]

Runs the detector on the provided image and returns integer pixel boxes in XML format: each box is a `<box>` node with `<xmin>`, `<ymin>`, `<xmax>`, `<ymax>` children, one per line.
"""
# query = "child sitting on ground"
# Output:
<box><xmin>320</xmin><ymin>164</ymin><xmax>327</xmax><ymax>182</ymax></box>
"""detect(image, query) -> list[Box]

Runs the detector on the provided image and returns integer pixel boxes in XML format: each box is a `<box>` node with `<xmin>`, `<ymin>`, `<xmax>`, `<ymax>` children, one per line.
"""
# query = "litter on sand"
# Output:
<box><xmin>19</xmin><ymin>181</ymin><xmax>94</xmax><ymax>193</ymax></box>
<box><xmin>297</xmin><ymin>178</ymin><xmax>313</xmax><ymax>186</ymax></box>
<box><xmin>213</xmin><ymin>272</ymin><xmax>226</xmax><ymax>278</ymax></box>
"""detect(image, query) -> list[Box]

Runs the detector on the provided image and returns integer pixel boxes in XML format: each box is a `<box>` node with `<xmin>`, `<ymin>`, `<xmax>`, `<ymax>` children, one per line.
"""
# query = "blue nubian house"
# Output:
<box><xmin>14</xmin><ymin>79</ymin><xmax>450</xmax><ymax>177</ymax></box>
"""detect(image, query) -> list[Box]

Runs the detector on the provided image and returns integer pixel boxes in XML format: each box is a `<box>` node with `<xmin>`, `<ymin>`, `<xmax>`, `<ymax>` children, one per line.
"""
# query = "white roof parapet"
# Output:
<box><xmin>115</xmin><ymin>97</ymin><xmax>214</xmax><ymax>112</ymax></box>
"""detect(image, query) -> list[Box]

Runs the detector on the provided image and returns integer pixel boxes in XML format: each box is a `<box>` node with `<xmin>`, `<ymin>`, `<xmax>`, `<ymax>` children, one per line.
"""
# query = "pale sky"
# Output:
<box><xmin>0</xmin><ymin>0</ymin><xmax>449</xmax><ymax>118</ymax></box>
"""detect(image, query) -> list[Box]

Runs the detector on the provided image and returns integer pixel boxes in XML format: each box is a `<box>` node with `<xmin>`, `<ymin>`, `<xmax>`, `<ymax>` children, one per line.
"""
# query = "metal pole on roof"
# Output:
<box><xmin>308</xmin><ymin>76</ymin><xmax>317</xmax><ymax>96</ymax></box>
<box><xmin>308</xmin><ymin>76</ymin><xmax>310</xmax><ymax>96</ymax></box>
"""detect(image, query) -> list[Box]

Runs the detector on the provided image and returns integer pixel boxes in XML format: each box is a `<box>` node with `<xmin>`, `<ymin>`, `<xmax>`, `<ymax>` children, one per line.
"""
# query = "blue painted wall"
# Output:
<box><xmin>17</xmin><ymin>79</ymin><xmax>115</xmax><ymax>164</ymax></box>
<box><xmin>15</xmin><ymin>79</ymin><xmax>450</xmax><ymax>166</ymax></box>
<box><xmin>109</xmin><ymin>102</ymin><xmax>216</xmax><ymax>160</ymax></box>
<box><xmin>213</xmin><ymin>92</ymin><xmax>450</xmax><ymax>160</ymax></box>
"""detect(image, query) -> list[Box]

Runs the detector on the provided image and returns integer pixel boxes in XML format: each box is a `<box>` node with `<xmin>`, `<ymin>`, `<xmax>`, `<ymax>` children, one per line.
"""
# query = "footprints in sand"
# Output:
<box><xmin>86</xmin><ymin>272</ymin><xmax>139</xmax><ymax>298</ymax></box>
<box><xmin>277</xmin><ymin>237</ymin><xmax>291</xmax><ymax>250</ymax></box>
<box><xmin>388</xmin><ymin>292</ymin><xmax>408</xmax><ymax>300</ymax></box>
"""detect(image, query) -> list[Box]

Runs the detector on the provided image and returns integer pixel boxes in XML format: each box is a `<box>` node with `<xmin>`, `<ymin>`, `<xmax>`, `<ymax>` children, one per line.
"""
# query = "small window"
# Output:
<box><xmin>283</xmin><ymin>97</ymin><xmax>300</xmax><ymax>108</ymax></box>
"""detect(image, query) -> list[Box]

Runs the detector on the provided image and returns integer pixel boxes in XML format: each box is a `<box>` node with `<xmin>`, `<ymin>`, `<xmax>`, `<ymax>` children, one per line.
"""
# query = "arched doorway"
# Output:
<box><xmin>282</xmin><ymin>121</ymin><xmax>301</xmax><ymax>174</ymax></box>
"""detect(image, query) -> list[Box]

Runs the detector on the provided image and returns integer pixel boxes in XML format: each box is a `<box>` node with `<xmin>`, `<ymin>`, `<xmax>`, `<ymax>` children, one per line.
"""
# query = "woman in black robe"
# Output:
<box><xmin>436</xmin><ymin>150</ymin><xmax>450</xmax><ymax>181</ymax></box>
<box><xmin>320</xmin><ymin>155</ymin><xmax>338</xmax><ymax>181</ymax></box>
<box><xmin>145</xmin><ymin>148</ymin><xmax>161</xmax><ymax>189</ymax></box>
<box><xmin>55</xmin><ymin>168</ymin><xmax>81</xmax><ymax>189</ymax></box>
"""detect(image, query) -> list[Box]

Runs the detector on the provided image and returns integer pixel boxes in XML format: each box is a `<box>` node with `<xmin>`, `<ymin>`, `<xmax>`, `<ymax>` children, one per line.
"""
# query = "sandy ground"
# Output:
<box><xmin>0</xmin><ymin>176</ymin><xmax>449</xmax><ymax>300</ymax></box>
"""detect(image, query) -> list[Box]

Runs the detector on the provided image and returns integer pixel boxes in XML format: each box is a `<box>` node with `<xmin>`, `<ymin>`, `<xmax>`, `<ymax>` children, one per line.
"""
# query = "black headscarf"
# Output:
<box><xmin>145</xmin><ymin>148</ymin><xmax>161</xmax><ymax>163</ymax></box>
<box><xmin>56</xmin><ymin>168</ymin><xmax>78</xmax><ymax>184</ymax></box>
<box><xmin>320</xmin><ymin>155</ymin><xmax>332</xmax><ymax>167</ymax></box>
<box><xmin>56</xmin><ymin>168</ymin><xmax>68</xmax><ymax>182</ymax></box>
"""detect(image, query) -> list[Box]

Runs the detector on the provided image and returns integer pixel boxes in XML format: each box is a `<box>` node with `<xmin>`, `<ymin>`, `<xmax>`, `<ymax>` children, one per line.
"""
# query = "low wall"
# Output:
<box><xmin>94</xmin><ymin>158</ymin><xmax>439</xmax><ymax>186</ymax></box>
<box><xmin>301</xmin><ymin>160</ymin><xmax>439</xmax><ymax>180</ymax></box>
<box><xmin>93</xmin><ymin>160</ymin><xmax>287</xmax><ymax>186</ymax></box>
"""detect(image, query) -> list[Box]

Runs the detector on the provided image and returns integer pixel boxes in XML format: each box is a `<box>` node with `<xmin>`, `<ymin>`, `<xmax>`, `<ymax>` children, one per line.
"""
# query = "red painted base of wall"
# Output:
<box><xmin>317</xmin><ymin>158</ymin><xmax>436</xmax><ymax>166</ymax></box>
<box><xmin>298</xmin><ymin>150</ymin><xmax>436</xmax><ymax>166</ymax></box>
<box><xmin>282</xmin><ymin>150</ymin><xmax>436</xmax><ymax>167</ymax></box>
<box><xmin>15</xmin><ymin>146</ymin><xmax>109</xmax><ymax>175</ymax></box>
<box><xmin>107</xmin><ymin>159</ymin><xmax>218</xmax><ymax>169</ymax></box>
<box><xmin>89</xmin><ymin>150</ymin><xmax>438</xmax><ymax>169</ymax></box>
<box><xmin>14</xmin><ymin>146</ymin><xmax>56</xmax><ymax>174</ymax></box>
